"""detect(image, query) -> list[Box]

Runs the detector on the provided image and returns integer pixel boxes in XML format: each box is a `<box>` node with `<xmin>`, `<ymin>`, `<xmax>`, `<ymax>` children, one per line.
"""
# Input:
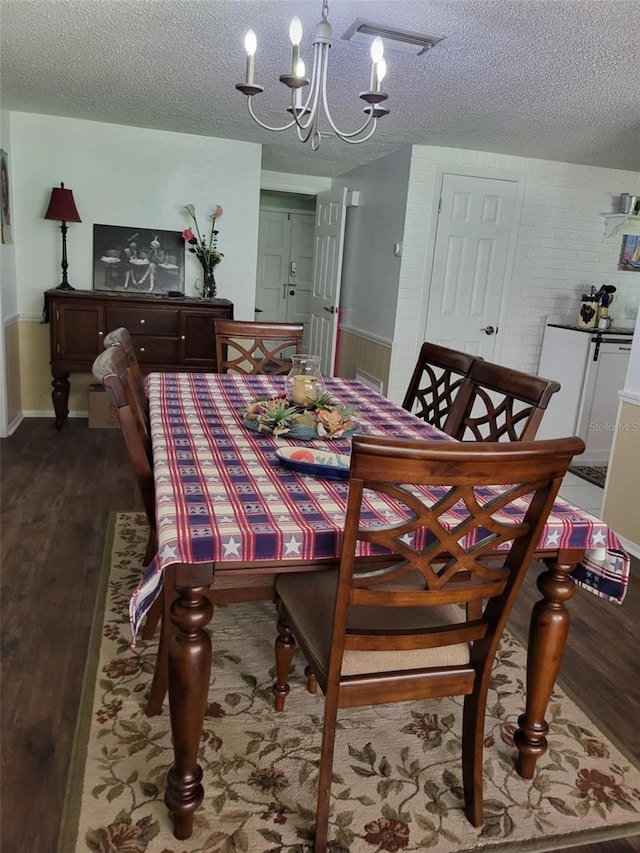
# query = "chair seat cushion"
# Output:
<box><xmin>276</xmin><ymin>569</ymin><xmax>471</xmax><ymax>679</ymax></box>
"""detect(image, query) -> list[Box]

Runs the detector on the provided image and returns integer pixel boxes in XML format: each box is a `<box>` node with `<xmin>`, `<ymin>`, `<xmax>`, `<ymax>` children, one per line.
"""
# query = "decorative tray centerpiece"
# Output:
<box><xmin>243</xmin><ymin>392</ymin><xmax>359</xmax><ymax>441</ymax></box>
<box><xmin>276</xmin><ymin>446</ymin><xmax>350</xmax><ymax>480</ymax></box>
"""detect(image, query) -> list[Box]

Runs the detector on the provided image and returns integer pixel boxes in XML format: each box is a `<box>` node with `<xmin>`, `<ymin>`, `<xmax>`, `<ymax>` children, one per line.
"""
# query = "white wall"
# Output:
<box><xmin>333</xmin><ymin>146</ymin><xmax>412</xmax><ymax>345</ymax></box>
<box><xmin>387</xmin><ymin>146</ymin><xmax>640</xmax><ymax>402</ymax></box>
<box><xmin>622</xmin><ymin>309</ymin><xmax>640</xmax><ymax>398</ymax></box>
<box><xmin>0</xmin><ymin>110</ymin><xmax>18</xmax><ymax>436</ymax></box>
<box><xmin>9</xmin><ymin>113</ymin><xmax>262</xmax><ymax>320</ymax></box>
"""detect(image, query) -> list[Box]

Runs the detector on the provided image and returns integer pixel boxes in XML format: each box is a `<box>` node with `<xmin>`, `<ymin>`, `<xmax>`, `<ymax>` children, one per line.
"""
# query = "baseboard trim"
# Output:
<box><xmin>22</xmin><ymin>410</ymin><xmax>87</xmax><ymax>419</ymax></box>
<box><xmin>5</xmin><ymin>412</ymin><xmax>23</xmax><ymax>436</ymax></box>
<box><xmin>616</xmin><ymin>534</ymin><xmax>640</xmax><ymax>561</ymax></box>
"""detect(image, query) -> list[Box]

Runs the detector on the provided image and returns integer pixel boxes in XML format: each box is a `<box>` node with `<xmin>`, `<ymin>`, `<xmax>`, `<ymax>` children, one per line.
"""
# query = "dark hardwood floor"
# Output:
<box><xmin>1</xmin><ymin>418</ymin><xmax>639</xmax><ymax>853</ymax></box>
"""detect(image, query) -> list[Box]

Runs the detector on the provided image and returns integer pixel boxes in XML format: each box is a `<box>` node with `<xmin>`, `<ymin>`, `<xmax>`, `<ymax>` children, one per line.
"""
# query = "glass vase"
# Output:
<box><xmin>197</xmin><ymin>271</ymin><xmax>217</xmax><ymax>299</ymax></box>
<box><xmin>286</xmin><ymin>354</ymin><xmax>325</xmax><ymax>407</ymax></box>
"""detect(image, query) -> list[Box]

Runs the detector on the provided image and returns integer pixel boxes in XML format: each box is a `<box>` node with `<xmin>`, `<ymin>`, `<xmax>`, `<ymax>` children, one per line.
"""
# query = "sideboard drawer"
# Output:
<box><xmin>132</xmin><ymin>336</ymin><xmax>179</xmax><ymax>364</ymax></box>
<box><xmin>106</xmin><ymin>306</ymin><xmax>178</xmax><ymax>336</ymax></box>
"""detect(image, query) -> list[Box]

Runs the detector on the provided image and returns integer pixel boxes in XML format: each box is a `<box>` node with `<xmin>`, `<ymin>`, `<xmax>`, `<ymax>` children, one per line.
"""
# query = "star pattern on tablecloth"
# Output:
<box><xmin>284</xmin><ymin>536</ymin><xmax>302</xmax><ymax>556</ymax></box>
<box><xmin>223</xmin><ymin>537</ymin><xmax>241</xmax><ymax>557</ymax></box>
<box><xmin>159</xmin><ymin>543</ymin><xmax>178</xmax><ymax>561</ymax></box>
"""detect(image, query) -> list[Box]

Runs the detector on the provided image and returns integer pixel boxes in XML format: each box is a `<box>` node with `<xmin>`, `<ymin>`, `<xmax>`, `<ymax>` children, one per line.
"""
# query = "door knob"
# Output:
<box><xmin>481</xmin><ymin>325</ymin><xmax>497</xmax><ymax>335</ymax></box>
<box><xmin>323</xmin><ymin>306</ymin><xmax>335</xmax><ymax>314</ymax></box>
<box><xmin>289</xmin><ymin>290</ymin><xmax>295</xmax><ymax>296</ymax></box>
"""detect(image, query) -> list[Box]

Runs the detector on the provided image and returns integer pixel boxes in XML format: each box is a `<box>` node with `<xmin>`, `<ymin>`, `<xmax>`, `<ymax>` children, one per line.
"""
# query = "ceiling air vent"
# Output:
<box><xmin>342</xmin><ymin>19</ymin><xmax>445</xmax><ymax>56</ymax></box>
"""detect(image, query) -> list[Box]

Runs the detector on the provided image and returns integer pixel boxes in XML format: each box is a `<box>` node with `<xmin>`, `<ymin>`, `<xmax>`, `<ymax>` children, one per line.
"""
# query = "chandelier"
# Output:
<box><xmin>235</xmin><ymin>0</ymin><xmax>389</xmax><ymax>150</ymax></box>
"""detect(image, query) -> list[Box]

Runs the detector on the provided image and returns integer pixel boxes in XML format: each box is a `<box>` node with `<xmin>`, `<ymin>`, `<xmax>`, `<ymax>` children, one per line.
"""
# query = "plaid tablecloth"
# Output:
<box><xmin>129</xmin><ymin>373</ymin><xmax>630</xmax><ymax>639</ymax></box>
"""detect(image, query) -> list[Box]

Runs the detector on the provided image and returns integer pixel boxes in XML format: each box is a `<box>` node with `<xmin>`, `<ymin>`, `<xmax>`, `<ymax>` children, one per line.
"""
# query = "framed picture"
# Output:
<box><xmin>1</xmin><ymin>149</ymin><xmax>13</xmax><ymax>244</ymax></box>
<box><xmin>618</xmin><ymin>233</ymin><xmax>640</xmax><ymax>271</ymax></box>
<box><xmin>92</xmin><ymin>224</ymin><xmax>185</xmax><ymax>294</ymax></box>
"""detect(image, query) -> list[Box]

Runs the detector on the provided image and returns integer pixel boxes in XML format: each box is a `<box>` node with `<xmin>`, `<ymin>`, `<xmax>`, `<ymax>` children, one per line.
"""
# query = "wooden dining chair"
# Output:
<box><xmin>445</xmin><ymin>360</ymin><xmax>561</xmax><ymax>442</ymax></box>
<box><xmin>101</xmin><ymin>329</ymin><xmax>160</xmax><ymax>638</ymax></box>
<box><xmin>92</xmin><ymin>345</ymin><xmax>156</xmax><ymax>564</ymax></box>
<box><xmin>214</xmin><ymin>319</ymin><xmax>304</xmax><ymax>375</ymax></box>
<box><xmin>402</xmin><ymin>341</ymin><xmax>479</xmax><ymax>431</ymax></box>
<box><xmin>103</xmin><ymin>326</ymin><xmax>149</xmax><ymax>438</ymax></box>
<box><xmin>272</xmin><ymin>432</ymin><xmax>584</xmax><ymax>851</ymax></box>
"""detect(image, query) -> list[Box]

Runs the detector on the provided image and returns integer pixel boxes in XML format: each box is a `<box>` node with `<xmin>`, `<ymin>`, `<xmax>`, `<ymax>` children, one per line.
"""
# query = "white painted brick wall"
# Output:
<box><xmin>387</xmin><ymin>147</ymin><xmax>640</xmax><ymax>404</ymax></box>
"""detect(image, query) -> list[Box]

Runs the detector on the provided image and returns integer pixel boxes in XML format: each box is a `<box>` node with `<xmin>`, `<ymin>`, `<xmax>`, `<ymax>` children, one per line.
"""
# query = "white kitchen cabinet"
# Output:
<box><xmin>537</xmin><ymin>324</ymin><xmax>633</xmax><ymax>464</ymax></box>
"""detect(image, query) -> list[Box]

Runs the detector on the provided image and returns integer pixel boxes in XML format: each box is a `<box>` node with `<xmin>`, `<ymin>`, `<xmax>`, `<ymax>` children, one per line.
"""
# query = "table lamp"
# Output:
<box><xmin>44</xmin><ymin>182</ymin><xmax>82</xmax><ymax>290</ymax></box>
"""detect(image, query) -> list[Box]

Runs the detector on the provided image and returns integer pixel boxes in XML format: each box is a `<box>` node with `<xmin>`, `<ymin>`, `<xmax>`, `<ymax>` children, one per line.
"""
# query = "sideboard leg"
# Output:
<box><xmin>514</xmin><ymin>557</ymin><xmax>576</xmax><ymax>778</ymax></box>
<box><xmin>52</xmin><ymin>373</ymin><xmax>70</xmax><ymax>430</ymax></box>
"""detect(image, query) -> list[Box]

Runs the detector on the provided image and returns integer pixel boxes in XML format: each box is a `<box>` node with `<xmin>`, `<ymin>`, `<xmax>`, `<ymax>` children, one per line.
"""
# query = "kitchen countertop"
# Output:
<box><xmin>547</xmin><ymin>323</ymin><xmax>634</xmax><ymax>337</ymax></box>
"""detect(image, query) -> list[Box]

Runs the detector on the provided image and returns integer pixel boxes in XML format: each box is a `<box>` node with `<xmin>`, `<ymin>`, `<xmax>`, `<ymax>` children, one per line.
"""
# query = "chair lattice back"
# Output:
<box><xmin>402</xmin><ymin>342</ymin><xmax>479</xmax><ymax>431</ymax></box>
<box><xmin>103</xmin><ymin>326</ymin><xmax>149</xmax><ymax>439</ymax></box>
<box><xmin>340</xmin><ymin>435</ymin><xmax>580</xmax><ymax>658</ymax></box>
<box><xmin>449</xmin><ymin>360</ymin><xmax>561</xmax><ymax>442</ymax></box>
<box><xmin>214</xmin><ymin>319</ymin><xmax>304</xmax><ymax>375</ymax></box>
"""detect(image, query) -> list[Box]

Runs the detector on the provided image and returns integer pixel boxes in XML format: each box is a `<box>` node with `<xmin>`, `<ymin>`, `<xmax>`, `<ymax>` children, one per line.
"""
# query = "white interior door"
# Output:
<box><xmin>255</xmin><ymin>212</ymin><xmax>290</xmax><ymax>323</ymax></box>
<box><xmin>309</xmin><ymin>186</ymin><xmax>348</xmax><ymax>376</ymax></box>
<box><xmin>424</xmin><ymin>174</ymin><xmax>518</xmax><ymax>358</ymax></box>
<box><xmin>285</xmin><ymin>214</ymin><xmax>314</xmax><ymax>343</ymax></box>
<box><xmin>255</xmin><ymin>211</ymin><xmax>314</xmax><ymax>349</ymax></box>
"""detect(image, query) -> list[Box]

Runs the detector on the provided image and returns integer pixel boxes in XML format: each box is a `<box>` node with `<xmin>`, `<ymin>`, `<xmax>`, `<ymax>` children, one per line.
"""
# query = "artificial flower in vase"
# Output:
<box><xmin>182</xmin><ymin>203</ymin><xmax>224</xmax><ymax>298</ymax></box>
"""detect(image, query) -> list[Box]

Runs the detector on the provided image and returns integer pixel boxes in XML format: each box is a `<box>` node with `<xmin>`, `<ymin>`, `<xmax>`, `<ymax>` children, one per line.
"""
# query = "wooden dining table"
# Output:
<box><xmin>131</xmin><ymin>372</ymin><xmax>631</xmax><ymax>840</ymax></box>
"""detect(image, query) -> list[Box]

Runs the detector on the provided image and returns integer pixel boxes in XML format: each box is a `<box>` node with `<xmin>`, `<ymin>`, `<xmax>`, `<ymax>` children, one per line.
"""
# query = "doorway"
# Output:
<box><xmin>255</xmin><ymin>192</ymin><xmax>315</xmax><ymax>349</ymax></box>
<box><xmin>423</xmin><ymin>173</ymin><xmax>520</xmax><ymax>359</ymax></box>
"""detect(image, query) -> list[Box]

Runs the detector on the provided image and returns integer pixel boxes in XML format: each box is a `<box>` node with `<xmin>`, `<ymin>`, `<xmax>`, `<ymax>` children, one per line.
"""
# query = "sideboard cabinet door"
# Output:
<box><xmin>52</xmin><ymin>300</ymin><xmax>105</xmax><ymax>365</ymax></box>
<box><xmin>179</xmin><ymin>307</ymin><xmax>230</xmax><ymax>368</ymax></box>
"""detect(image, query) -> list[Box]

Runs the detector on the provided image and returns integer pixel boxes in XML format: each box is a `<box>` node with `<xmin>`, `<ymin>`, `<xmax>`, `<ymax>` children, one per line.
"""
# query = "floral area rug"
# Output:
<box><xmin>568</xmin><ymin>466</ymin><xmax>608</xmax><ymax>489</ymax></box>
<box><xmin>58</xmin><ymin>512</ymin><xmax>640</xmax><ymax>853</ymax></box>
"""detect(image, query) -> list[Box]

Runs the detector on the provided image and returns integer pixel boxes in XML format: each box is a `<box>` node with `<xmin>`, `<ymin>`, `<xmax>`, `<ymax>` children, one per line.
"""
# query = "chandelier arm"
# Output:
<box><xmin>318</xmin><ymin>50</ymin><xmax>377</xmax><ymax>142</ymax></box>
<box><xmin>289</xmin><ymin>43</ymin><xmax>323</xmax><ymax>133</ymax></box>
<box><xmin>294</xmin><ymin>92</ymin><xmax>321</xmax><ymax>145</ymax></box>
<box><xmin>334</xmin><ymin>118</ymin><xmax>380</xmax><ymax>145</ymax></box>
<box><xmin>246</xmin><ymin>98</ymin><xmax>297</xmax><ymax>132</ymax></box>
<box><xmin>322</xmin><ymin>99</ymin><xmax>377</xmax><ymax>142</ymax></box>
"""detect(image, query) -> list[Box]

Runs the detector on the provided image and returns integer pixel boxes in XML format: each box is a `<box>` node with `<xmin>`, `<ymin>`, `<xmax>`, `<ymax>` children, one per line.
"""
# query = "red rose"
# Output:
<box><xmin>182</xmin><ymin>228</ymin><xmax>194</xmax><ymax>241</ymax></box>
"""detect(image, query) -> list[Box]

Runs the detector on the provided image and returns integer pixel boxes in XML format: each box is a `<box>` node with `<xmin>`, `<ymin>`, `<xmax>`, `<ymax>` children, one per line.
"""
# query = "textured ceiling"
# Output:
<box><xmin>2</xmin><ymin>0</ymin><xmax>639</xmax><ymax>178</ymax></box>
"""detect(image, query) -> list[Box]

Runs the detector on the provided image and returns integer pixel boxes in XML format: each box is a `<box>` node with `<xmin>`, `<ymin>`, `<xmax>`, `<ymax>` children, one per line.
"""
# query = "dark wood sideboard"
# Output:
<box><xmin>44</xmin><ymin>289</ymin><xmax>234</xmax><ymax>430</ymax></box>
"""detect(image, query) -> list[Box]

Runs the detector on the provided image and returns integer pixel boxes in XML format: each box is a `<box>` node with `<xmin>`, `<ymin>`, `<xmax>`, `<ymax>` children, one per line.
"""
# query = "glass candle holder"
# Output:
<box><xmin>286</xmin><ymin>354</ymin><xmax>325</xmax><ymax>406</ymax></box>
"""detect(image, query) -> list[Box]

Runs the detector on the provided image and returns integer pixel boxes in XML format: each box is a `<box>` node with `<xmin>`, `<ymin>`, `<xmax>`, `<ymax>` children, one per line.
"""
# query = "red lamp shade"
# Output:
<box><xmin>44</xmin><ymin>182</ymin><xmax>82</xmax><ymax>223</ymax></box>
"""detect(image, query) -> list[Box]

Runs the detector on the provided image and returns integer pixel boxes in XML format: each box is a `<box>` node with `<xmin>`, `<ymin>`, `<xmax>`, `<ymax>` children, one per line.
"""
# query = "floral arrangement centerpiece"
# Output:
<box><xmin>182</xmin><ymin>204</ymin><xmax>223</xmax><ymax>298</ymax></box>
<box><xmin>243</xmin><ymin>391</ymin><xmax>359</xmax><ymax>440</ymax></box>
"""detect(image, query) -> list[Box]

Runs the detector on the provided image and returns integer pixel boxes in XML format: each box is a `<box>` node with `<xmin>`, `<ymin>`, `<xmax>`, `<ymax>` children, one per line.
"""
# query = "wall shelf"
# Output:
<box><xmin>603</xmin><ymin>213</ymin><xmax>640</xmax><ymax>237</ymax></box>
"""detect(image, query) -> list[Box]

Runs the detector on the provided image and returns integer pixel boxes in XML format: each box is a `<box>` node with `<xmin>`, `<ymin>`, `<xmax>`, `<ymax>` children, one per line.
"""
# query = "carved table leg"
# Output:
<box><xmin>514</xmin><ymin>556</ymin><xmax>577</xmax><ymax>778</ymax></box>
<box><xmin>51</xmin><ymin>372</ymin><xmax>70</xmax><ymax>430</ymax></box>
<box><xmin>164</xmin><ymin>581</ymin><xmax>213</xmax><ymax>840</ymax></box>
<box><xmin>273</xmin><ymin>599</ymin><xmax>296</xmax><ymax>712</ymax></box>
<box><xmin>145</xmin><ymin>574</ymin><xmax>179</xmax><ymax>717</ymax></box>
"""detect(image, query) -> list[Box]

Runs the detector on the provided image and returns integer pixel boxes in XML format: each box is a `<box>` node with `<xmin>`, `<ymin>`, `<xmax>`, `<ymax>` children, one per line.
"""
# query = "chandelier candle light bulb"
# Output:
<box><xmin>244</xmin><ymin>29</ymin><xmax>257</xmax><ymax>85</ymax></box>
<box><xmin>289</xmin><ymin>16</ymin><xmax>303</xmax><ymax>75</ymax></box>
<box><xmin>370</xmin><ymin>37</ymin><xmax>384</xmax><ymax>90</ymax></box>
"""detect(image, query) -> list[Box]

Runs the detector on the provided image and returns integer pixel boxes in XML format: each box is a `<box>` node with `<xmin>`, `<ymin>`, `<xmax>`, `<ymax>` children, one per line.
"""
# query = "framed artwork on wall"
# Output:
<box><xmin>1</xmin><ymin>149</ymin><xmax>13</xmax><ymax>244</ymax></box>
<box><xmin>92</xmin><ymin>224</ymin><xmax>185</xmax><ymax>294</ymax></box>
<box><xmin>619</xmin><ymin>233</ymin><xmax>640</xmax><ymax>271</ymax></box>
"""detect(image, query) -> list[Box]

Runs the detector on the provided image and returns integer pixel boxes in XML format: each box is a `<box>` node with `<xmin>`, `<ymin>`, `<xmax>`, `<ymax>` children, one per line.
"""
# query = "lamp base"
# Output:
<box><xmin>55</xmin><ymin>281</ymin><xmax>76</xmax><ymax>291</ymax></box>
